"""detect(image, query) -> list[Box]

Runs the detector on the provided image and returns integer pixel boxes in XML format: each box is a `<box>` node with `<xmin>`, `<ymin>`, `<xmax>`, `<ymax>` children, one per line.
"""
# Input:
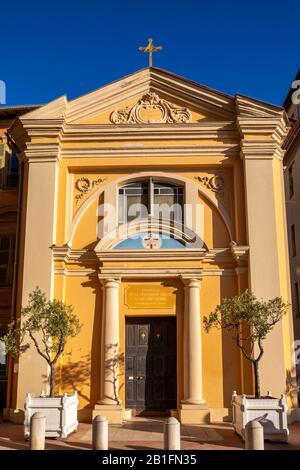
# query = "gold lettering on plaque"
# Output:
<box><xmin>125</xmin><ymin>285</ymin><xmax>175</xmax><ymax>309</ymax></box>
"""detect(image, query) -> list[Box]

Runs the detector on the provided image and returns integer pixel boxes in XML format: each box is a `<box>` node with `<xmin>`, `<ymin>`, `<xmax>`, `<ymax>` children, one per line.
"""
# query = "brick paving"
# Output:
<box><xmin>0</xmin><ymin>416</ymin><xmax>300</xmax><ymax>450</ymax></box>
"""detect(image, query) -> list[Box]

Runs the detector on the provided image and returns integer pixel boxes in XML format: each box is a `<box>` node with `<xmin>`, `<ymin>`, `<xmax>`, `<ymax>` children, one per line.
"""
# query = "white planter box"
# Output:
<box><xmin>232</xmin><ymin>392</ymin><xmax>289</xmax><ymax>442</ymax></box>
<box><xmin>24</xmin><ymin>392</ymin><xmax>78</xmax><ymax>438</ymax></box>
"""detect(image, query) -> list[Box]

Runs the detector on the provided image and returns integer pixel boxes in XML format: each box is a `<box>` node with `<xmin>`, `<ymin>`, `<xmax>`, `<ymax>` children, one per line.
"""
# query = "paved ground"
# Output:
<box><xmin>0</xmin><ymin>417</ymin><xmax>300</xmax><ymax>450</ymax></box>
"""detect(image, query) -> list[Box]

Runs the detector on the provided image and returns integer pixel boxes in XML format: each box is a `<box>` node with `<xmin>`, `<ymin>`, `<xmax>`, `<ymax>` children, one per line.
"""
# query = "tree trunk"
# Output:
<box><xmin>49</xmin><ymin>363</ymin><xmax>55</xmax><ymax>398</ymax></box>
<box><xmin>253</xmin><ymin>360</ymin><xmax>260</xmax><ymax>398</ymax></box>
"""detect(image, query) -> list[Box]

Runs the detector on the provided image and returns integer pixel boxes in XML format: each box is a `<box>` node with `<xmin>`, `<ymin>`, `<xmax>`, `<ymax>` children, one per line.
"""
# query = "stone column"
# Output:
<box><xmin>183</xmin><ymin>278</ymin><xmax>203</xmax><ymax>403</ymax></box>
<box><xmin>179</xmin><ymin>277</ymin><xmax>208</xmax><ymax>424</ymax></box>
<box><xmin>93</xmin><ymin>277</ymin><xmax>123</xmax><ymax>423</ymax></box>
<box><xmin>100</xmin><ymin>278</ymin><xmax>121</xmax><ymax>405</ymax></box>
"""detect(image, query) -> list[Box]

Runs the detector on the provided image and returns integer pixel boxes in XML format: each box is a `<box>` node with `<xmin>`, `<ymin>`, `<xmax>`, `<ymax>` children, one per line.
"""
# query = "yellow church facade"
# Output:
<box><xmin>4</xmin><ymin>67</ymin><xmax>297</xmax><ymax>423</ymax></box>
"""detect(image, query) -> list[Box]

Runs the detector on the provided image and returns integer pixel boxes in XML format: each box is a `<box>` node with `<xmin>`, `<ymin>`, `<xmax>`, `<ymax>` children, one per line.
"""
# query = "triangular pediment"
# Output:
<box><xmin>19</xmin><ymin>67</ymin><xmax>286</xmax><ymax>125</ymax></box>
<box><xmin>67</xmin><ymin>68</ymin><xmax>237</xmax><ymax>124</ymax></box>
<box><xmin>76</xmin><ymin>90</ymin><xmax>217</xmax><ymax>124</ymax></box>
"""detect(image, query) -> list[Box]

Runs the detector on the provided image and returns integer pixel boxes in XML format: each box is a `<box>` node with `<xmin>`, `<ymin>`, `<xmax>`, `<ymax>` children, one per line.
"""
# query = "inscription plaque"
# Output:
<box><xmin>125</xmin><ymin>284</ymin><xmax>176</xmax><ymax>309</ymax></box>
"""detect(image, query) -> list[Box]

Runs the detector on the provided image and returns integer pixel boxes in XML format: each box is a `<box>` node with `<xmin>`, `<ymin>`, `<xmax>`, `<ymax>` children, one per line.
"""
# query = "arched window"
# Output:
<box><xmin>114</xmin><ymin>231</ymin><xmax>187</xmax><ymax>250</ymax></box>
<box><xmin>118</xmin><ymin>178</ymin><xmax>184</xmax><ymax>225</ymax></box>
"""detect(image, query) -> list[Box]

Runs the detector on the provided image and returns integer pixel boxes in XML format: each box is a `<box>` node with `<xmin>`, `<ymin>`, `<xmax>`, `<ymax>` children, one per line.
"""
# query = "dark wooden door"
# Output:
<box><xmin>125</xmin><ymin>317</ymin><xmax>177</xmax><ymax>411</ymax></box>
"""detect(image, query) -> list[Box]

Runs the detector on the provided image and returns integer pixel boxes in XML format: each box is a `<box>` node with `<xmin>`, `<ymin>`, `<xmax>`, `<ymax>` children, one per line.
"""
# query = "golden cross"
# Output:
<box><xmin>139</xmin><ymin>38</ymin><xmax>162</xmax><ymax>67</ymax></box>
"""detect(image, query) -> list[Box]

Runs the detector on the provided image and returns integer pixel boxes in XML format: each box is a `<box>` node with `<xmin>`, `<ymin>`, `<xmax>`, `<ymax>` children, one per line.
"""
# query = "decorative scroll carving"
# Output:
<box><xmin>195</xmin><ymin>175</ymin><xmax>225</xmax><ymax>196</ymax></box>
<box><xmin>110</xmin><ymin>92</ymin><xmax>192</xmax><ymax>124</ymax></box>
<box><xmin>75</xmin><ymin>177</ymin><xmax>106</xmax><ymax>204</ymax></box>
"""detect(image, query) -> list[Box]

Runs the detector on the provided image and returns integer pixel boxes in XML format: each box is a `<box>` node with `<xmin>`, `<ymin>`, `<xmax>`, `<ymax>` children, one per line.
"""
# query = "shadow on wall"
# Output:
<box><xmin>55</xmin><ymin>346</ymin><xmax>125</xmax><ymax>408</ymax></box>
<box><xmin>56</xmin><ymin>353</ymin><xmax>91</xmax><ymax>402</ymax></box>
<box><xmin>220</xmin><ymin>280</ymin><xmax>246</xmax><ymax>410</ymax></box>
<box><xmin>81</xmin><ymin>276</ymin><xmax>102</xmax><ymax>407</ymax></box>
<box><xmin>104</xmin><ymin>343</ymin><xmax>124</xmax><ymax>404</ymax></box>
<box><xmin>51</xmin><ymin>274</ymin><xmax>103</xmax><ymax>420</ymax></box>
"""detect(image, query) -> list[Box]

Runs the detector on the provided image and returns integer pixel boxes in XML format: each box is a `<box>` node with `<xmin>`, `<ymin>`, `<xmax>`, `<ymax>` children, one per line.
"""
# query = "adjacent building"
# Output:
<box><xmin>0</xmin><ymin>105</ymin><xmax>40</xmax><ymax>410</ymax></box>
<box><xmin>283</xmin><ymin>70</ymin><xmax>300</xmax><ymax>386</ymax></box>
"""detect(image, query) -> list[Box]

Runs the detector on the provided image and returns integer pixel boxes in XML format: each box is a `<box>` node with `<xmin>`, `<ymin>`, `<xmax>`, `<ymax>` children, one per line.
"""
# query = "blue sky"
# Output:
<box><xmin>0</xmin><ymin>0</ymin><xmax>299</xmax><ymax>107</ymax></box>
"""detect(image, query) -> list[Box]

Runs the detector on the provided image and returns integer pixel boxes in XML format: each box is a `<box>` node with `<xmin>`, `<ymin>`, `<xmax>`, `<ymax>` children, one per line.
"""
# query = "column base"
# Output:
<box><xmin>179</xmin><ymin>403</ymin><xmax>210</xmax><ymax>424</ymax></box>
<box><xmin>92</xmin><ymin>404</ymin><xmax>123</xmax><ymax>424</ymax></box>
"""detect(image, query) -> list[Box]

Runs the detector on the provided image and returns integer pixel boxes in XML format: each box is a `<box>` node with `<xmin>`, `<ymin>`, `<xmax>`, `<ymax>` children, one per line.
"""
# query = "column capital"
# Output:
<box><xmin>99</xmin><ymin>277</ymin><xmax>121</xmax><ymax>288</ymax></box>
<box><xmin>180</xmin><ymin>276</ymin><xmax>202</xmax><ymax>288</ymax></box>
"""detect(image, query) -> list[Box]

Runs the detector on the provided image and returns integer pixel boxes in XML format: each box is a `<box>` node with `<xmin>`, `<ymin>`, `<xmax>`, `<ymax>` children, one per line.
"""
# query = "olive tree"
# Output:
<box><xmin>1</xmin><ymin>287</ymin><xmax>81</xmax><ymax>397</ymax></box>
<box><xmin>203</xmin><ymin>290</ymin><xmax>289</xmax><ymax>398</ymax></box>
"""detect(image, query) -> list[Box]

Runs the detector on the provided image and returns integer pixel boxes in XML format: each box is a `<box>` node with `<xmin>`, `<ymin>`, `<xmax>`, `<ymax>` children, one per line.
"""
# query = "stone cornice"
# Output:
<box><xmin>53</xmin><ymin>266</ymin><xmax>237</xmax><ymax>277</ymax></box>
<box><xmin>97</xmin><ymin>267</ymin><xmax>204</xmax><ymax>279</ymax></box>
<box><xmin>10</xmin><ymin>119</ymin><xmax>239</xmax><ymax>143</ymax></box>
<box><xmin>230</xmin><ymin>244</ymin><xmax>249</xmax><ymax>266</ymax></box>
<box><xmin>60</xmin><ymin>145</ymin><xmax>239</xmax><ymax>158</ymax></box>
<box><xmin>52</xmin><ymin>245</ymin><xmax>248</xmax><ymax>266</ymax></box>
<box><xmin>235</xmin><ymin>95</ymin><xmax>287</xmax><ymax>119</ymax></box>
<box><xmin>20</xmin><ymin>142</ymin><xmax>62</xmax><ymax>163</ymax></box>
<box><xmin>8</xmin><ymin>116</ymin><xmax>65</xmax><ymax>160</ymax></box>
<box><xmin>239</xmin><ymin>140</ymin><xmax>285</xmax><ymax>161</ymax></box>
<box><xmin>59</xmin><ymin>122</ymin><xmax>239</xmax><ymax>141</ymax></box>
<box><xmin>9</xmin><ymin>117</ymin><xmax>240</xmax><ymax>161</ymax></box>
<box><xmin>94</xmin><ymin>267</ymin><xmax>236</xmax><ymax>279</ymax></box>
<box><xmin>95</xmin><ymin>248</ymin><xmax>207</xmax><ymax>262</ymax></box>
<box><xmin>52</xmin><ymin>245</ymin><xmax>97</xmax><ymax>264</ymax></box>
<box><xmin>237</xmin><ymin>116</ymin><xmax>288</xmax><ymax>138</ymax></box>
<box><xmin>237</xmin><ymin>114</ymin><xmax>289</xmax><ymax>161</ymax></box>
<box><xmin>20</xmin><ymin>118</ymin><xmax>66</xmax><ymax>134</ymax></box>
<box><xmin>203</xmin><ymin>247</ymin><xmax>249</xmax><ymax>265</ymax></box>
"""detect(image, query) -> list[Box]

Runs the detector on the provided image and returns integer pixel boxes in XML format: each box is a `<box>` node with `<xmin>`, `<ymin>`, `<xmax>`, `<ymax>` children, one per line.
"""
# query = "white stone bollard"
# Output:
<box><xmin>164</xmin><ymin>417</ymin><xmax>180</xmax><ymax>450</ymax></box>
<box><xmin>92</xmin><ymin>415</ymin><xmax>108</xmax><ymax>450</ymax></box>
<box><xmin>245</xmin><ymin>420</ymin><xmax>264</xmax><ymax>450</ymax></box>
<box><xmin>30</xmin><ymin>412</ymin><xmax>46</xmax><ymax>450</ymax></box>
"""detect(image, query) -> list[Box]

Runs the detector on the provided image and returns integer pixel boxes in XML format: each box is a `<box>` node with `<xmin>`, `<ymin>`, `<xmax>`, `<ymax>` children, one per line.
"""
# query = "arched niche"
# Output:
<box><xmin>69</xmin><ymin>172</ymin><xmax>233</xmax><ymax>249</ymax></box>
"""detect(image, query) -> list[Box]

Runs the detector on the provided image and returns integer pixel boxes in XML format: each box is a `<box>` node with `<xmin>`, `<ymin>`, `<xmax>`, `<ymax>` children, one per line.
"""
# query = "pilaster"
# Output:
<box><xmin>238</xmin><ymin>114</ymin><xmax>296</xmax><ymax>403</ymax></box>
<box><xmin>7</xmin><ymin>117</ymin><xmax>63</xmax><ymax>417</ymax></box>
